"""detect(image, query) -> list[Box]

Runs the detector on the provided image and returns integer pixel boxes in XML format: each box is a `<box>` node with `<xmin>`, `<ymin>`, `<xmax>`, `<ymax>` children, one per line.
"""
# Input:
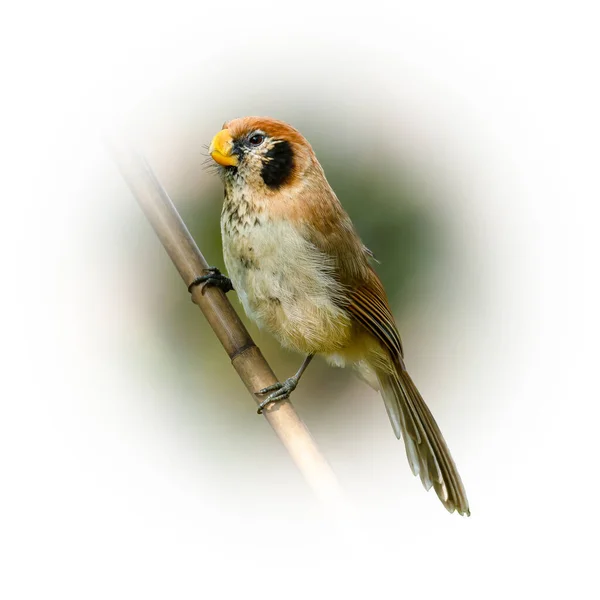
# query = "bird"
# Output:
<box><xmin>191</xmin><ymin>116</ymin><xmax>470</xmax><ymax>515</ymax></box>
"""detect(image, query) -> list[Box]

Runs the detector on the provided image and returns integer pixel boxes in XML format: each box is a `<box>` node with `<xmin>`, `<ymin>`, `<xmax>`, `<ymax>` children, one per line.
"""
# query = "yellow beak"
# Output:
<box><xmin>209</xmin><ymin>129</ymin><xmax>238</xmax><ymax>167</ymax></box>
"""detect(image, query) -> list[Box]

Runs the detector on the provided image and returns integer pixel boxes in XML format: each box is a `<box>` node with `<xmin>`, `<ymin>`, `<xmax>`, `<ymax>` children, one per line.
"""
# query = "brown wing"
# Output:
<box><xmin>346</xmin><ymin>269</ymin><xmax>404</xmax><ymax>359</ymax></box>
<box><xmin>301</xmin><ymin>192</ymin><xmax>469</xmax><ymax>515</ymax></box>
<box><xmin>297</xmin><ymin>185</ymin><xmax>403</xmax><ymax>358</ymax></box>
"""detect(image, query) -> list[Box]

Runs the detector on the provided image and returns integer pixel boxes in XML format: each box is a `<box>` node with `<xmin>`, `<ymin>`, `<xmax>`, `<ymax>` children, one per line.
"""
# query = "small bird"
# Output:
<box><xmin>194</xmin><ymin>116</ymin><xmax>469</xmax><ymax>515</ymax></box>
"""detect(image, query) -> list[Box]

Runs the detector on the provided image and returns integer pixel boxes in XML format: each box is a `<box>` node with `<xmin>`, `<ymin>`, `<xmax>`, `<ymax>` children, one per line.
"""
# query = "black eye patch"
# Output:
<box><xmin>260</xmin><ymin>140</ymin><xmax>294</xmax><ymax>189</ymax></box>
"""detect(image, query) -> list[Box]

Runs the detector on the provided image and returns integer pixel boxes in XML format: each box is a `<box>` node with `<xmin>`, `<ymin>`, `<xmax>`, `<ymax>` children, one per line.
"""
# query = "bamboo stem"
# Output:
<box><xmin>110</xmin><ymin>138</ymin><xmax>345</xmax><ymax>510</ymax></box>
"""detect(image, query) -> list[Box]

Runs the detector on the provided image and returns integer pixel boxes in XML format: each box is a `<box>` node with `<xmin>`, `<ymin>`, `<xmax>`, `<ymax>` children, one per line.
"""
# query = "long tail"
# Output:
<box><xmin>377</xmin><ymin>362</ymin><xmax>470</xmax><ymax>515</ymax></box>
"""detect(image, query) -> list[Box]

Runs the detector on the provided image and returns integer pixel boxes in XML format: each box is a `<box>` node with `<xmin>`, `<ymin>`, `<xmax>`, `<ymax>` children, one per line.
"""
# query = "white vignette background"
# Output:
<box><xmin>2</xmin><ymin>2</ymin><xmax>599</xmax><ymax>599</ymax></box>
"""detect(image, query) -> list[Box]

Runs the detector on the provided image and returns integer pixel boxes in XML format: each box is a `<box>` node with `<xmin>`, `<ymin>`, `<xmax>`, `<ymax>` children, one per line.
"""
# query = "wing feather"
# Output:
<box><xmin>348</xmin><ymin>274</ymin><xmax>404</xmax><ymax>359</ymax></box>
<box><xmin>299</xmin><ymin>190</ymin><xmax>469</xmax><ymax>515</ymax></box>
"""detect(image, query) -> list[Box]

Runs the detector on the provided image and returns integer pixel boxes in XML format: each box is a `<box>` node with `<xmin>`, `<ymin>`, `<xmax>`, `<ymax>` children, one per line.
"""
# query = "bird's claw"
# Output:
<box><xmin>256</xmin><ymin>377</ymin><xmax>298</xmax><ymax>414</ymax></box>
<box><xmin>188</xmin><ymin>267</ymin><xmax>233</xmax><ymax>295</ymax></box>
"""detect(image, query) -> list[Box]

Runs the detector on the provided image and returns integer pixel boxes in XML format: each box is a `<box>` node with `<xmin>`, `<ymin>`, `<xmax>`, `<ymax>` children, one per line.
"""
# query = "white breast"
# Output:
<box><xmin>221</xmin><ymin>216</ymin><xmax>351</xmax><ymax>354</ymax></box>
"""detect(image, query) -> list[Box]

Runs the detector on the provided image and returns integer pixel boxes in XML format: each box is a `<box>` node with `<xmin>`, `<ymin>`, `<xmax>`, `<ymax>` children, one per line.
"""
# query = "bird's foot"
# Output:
<box><xmin>256</xmin><ymin>377</ymin><xmax>298</xmax><ymax>414</ymax></box>
<box><xmin>188</xmin><ymin>267</ymin><xmax>233</xmax><ymax>295</ymax></box>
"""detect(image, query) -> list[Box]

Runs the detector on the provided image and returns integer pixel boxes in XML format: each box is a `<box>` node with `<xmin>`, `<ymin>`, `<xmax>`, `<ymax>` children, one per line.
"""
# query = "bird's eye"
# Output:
<box><xmin>248</xmin><ymin>133</ymin><xmax>265</xmax><ymax>146</ymax></box>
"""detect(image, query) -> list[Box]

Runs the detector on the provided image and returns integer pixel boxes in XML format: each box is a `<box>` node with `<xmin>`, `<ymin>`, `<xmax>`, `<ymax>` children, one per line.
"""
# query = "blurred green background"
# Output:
<box><xmin>112</xmin><ymin>104</ymin><xmax>460</xmax><ymax>468</ymax></box>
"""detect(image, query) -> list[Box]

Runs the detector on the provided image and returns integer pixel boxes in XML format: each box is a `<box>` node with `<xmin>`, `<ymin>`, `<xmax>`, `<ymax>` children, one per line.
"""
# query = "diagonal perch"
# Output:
<box><xmin>109</xmin><ymin>137</ymin><xmax>345</xmax><ymax>511</ymax></box>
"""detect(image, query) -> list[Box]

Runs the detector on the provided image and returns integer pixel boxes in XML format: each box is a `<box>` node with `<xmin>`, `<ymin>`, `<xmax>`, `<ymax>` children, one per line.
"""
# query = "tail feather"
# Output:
<box><xmin>403</xmin><ymin>371</ymin><xmax>469</xmax><ymax>513</ymax></box>
<box><xmin>378</xmin><ymin>363</ymin><xmax>470</xmax><ymax>516</ymax></box>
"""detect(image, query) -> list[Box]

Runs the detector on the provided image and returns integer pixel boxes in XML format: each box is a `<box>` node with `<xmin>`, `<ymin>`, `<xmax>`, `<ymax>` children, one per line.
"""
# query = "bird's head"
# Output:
<box><xmin>208</xmin><ymin>117</ymin><xmax>319</xmax><ymax>192</ymax></box>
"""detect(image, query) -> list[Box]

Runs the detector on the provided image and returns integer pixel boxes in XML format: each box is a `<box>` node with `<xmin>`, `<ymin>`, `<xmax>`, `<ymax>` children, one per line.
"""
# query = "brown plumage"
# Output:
<box><xmin>208</xmin><ymin>116</ymin><xmax>470</xmax><ymax>515</ymax></box>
